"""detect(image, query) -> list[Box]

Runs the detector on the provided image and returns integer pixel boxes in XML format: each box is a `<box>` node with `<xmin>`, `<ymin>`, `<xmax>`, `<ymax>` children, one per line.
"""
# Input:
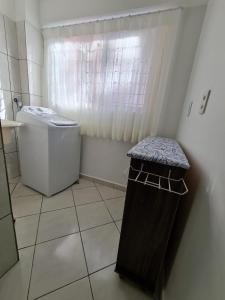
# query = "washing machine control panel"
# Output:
<box><xmin>21</xmin><ymin>106</ymin><xmax>78</xmax><ymax>126</ymax></box>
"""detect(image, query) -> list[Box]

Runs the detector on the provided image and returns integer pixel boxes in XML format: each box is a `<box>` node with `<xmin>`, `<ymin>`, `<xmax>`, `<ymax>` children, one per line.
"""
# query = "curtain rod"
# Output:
<box><xmin>43</xmin><ymin>6</ymin><xmax>183</xmax><ymax>29</ymax></box>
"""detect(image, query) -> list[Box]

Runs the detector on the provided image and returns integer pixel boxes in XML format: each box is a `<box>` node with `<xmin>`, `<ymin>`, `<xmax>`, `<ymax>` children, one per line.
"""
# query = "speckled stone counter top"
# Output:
<box><xmin>127</xmin><ymin>136</ymin><xmax>190</xmax><ymax>170</ymax></box>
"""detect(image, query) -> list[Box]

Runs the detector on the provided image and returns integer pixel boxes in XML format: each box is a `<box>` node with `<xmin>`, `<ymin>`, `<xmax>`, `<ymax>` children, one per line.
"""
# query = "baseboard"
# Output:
<box><xmin>80</xmin><ymin>173</ymin><xmax>127</xmax><ymax>192</ymax></box>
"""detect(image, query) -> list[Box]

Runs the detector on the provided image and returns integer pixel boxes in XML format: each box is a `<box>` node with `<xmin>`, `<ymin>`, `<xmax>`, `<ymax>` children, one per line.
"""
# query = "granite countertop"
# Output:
<box><xmin>127</xmin><ymin>136</ymin><xmax>190</xmax><ymax>170</ymax></box>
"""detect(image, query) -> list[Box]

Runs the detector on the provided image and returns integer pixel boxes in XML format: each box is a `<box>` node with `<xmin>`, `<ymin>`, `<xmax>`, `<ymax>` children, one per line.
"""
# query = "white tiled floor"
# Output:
<box><xmin>0</xmin><ymin>178</ymin><xmax>152</xmax><ymax>300</ymax></box>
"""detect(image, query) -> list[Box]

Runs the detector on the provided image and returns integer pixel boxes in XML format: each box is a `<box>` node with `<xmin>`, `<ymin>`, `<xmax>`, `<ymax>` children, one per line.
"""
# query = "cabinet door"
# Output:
<box><xmin>0</xmin><ymin>215</ymin><xmax>18</xmax><ymax>277</ymax></box>
<box><xmin>0</xmin><ymin>124</ymin><xmax>18</xmax><ymax>278</ymax></box>
<box><xmin>0</xmin><ymin>149</ymin><xmax>11</xmax><ymax>219</ymax></box>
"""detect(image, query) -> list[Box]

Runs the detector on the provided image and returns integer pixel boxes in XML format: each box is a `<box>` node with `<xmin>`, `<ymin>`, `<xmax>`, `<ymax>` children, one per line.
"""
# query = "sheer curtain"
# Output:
<box><xmin>43</xmin><ymin>9</ymin><xmax>182</xmax><ymax>143</ymax></box>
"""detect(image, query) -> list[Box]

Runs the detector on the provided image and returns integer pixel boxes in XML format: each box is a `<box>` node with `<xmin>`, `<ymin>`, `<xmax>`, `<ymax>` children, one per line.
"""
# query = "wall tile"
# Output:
<box><xmin>5</xmin><ymin>152</ymin><xmax>20</xmax><ymax>179</ymax></box>
<box><xmin>0</xmin><ymin>52</ymin><xmax>10</xmax><ymax>91</ymax></box>
<box><xmin>0</xmin><ymin>215</ymin><xmax>18</xmax><ymax>277</ymax></box>
<box><xmin>4</xmin><ymin>16</ymin><xmax>18</xmax><ymax>59</ymax></box>
<box><xmin>19</xmin><ymin>60</ymin><xmax>29</xmax><ymax>93</ymax></box>
<box><xmin>0</xmin><ymin>149</ymin><xmax>11</xmax><ymax>219</ymax></box>
<box><xmin>0</xmin><ymin>90</ymin><xmax>13</xmax><ymax>120</ymax></box>
<box><xmin>28</xmin><ymin>61</ymin><xmax>42</xmax><ymax>96</ymax></box>
<box><xmin>0</xmin><ymin>13</ymin><xmax>7</xmax><ymax>54</ymax></box>
<box><xmin>8</xmin><ymin>57</ymin><xmax>21</xmax><ymax>93</ymax></box>
<box><xmin>16</xmin><ymin>21</ymin><xmax>27</xmax><ymax>60</ymax></box>
<box><xmin>26</xmin><ymin>22</ymin><xmax>43</xmax><ymax>65</ymax></box>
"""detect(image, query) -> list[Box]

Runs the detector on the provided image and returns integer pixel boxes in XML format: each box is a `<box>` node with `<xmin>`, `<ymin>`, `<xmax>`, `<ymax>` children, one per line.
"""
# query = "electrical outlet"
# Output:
<box><xmin>199</xmin><ymin>90</ymin><xmax>211</xmax><ymax>114</ymax></box>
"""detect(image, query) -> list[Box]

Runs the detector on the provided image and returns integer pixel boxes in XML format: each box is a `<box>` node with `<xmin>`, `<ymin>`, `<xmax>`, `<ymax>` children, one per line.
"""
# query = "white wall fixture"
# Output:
<box><xmin>199</xmin><ymin>89</ymin><xmax>211</xmax><ymax>114</ymax></box>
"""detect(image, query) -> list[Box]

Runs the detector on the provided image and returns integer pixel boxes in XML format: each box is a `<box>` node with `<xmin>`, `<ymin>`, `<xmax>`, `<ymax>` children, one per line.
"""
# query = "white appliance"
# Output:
<box><xmin>16</xmin><ymin>106</ymin><xmax>81</xmax><ymax>196</ymax></box>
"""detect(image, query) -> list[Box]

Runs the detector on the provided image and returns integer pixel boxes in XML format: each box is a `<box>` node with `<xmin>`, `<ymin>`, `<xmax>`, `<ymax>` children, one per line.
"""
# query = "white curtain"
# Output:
<box><xmin>43</xmin><ymin>9</ymin><xmax>182</xmax><ymax>143</ymax></box>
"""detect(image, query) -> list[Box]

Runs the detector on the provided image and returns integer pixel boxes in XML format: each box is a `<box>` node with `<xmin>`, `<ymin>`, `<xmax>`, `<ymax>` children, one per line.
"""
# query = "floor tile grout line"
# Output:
<box><xmin>72</xmin><ymin>184</ymin><xmax>95</xmax><ymax>191</ymax></box>
<box><xmin>40</xmin><ymin>205</ymin><xmax>75</xmax><ymax>214</ymax></box>
<box><xmin>17</xmin><ymin>219</ymin><xmax>122</xmax><ymax>250</ymax></box>
<box><xmin>32</xmin><ymin>275</ymin><xmax>88</xmax><ymax>300</ymax></box>
<box><xmin>88</xmin><ymin>262</ymin><xmax>116</xmax><ymax>276</ymax></box>
<box><xmin>11</xmin><ymin>193</ymin><xmax>40</xmax><ymax>198</ymax></box>
<box><xmin>94</xmin><ymin>183</ymin><xmax>121</xmax><ymax>234</ymax></box>
<box><xmin>17</xmin><ymin>230</ymin><xmax>79</xmax><ymax>250</ymax></box>
<box><xmin>75</xmin><ymin>199</ymin><xmax>103</xmax><ymax>207</ymax></box>
<box><xmin>79</xmin><ymin>220</ymin><xmax>115</xmax><ymax>233</ymax></box>
<box><xmin>71</xmin><ymin>187</ymin><xmax>95</xmax><ymax>300</ymax></box>
<box><xmin>14</xmin><ymin>206</ymin><xmax>74</xmax><ymax>220</ymax></box>
<box><xmin>26</xmin><ymin>195</ymin><xmax>43</xmax><ymax>300</ymax></box>
<box><xmin>95</xmin><ymin>181</ymin><xmax>125</xmax><ymax>200</ymax></box>
<box><xmin>31</xmin><ymin>260</ymin><xmax>118</xmax><ymax>300</ymax></box>
<box><xmin>13</xmin><ymin>195</ymin><xmax>123</xmax><ymax>220</ymax></box>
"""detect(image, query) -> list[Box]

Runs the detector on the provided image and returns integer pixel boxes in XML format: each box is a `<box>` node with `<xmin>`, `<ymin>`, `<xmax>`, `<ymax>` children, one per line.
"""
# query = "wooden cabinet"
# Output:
<box><xmin>115</xmin><ymin>137</ymin><xmax>189</xmax><ymax>299</ymax></box>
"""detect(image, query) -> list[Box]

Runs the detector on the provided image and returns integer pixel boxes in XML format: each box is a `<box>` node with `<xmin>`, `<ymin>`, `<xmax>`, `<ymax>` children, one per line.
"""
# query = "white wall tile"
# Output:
<box><xmin>16</xmin><ymin>21</ymin><xmax>27</xmax><ymax>60</ymax></box>
<box><xmin>0</xmin><ymin>91</ymin><xmax>20</xmax><ymax>154</ymax></box>
<box><xmin>0</xmin><ymin>52</ymin><xmax>10</xmax><ymax>91</ymax></box>
<box><xmin>26</xmin><ymin>22</ymin><xmax>43</xmax><ymax>65</ymax></box>
<box><xmin>4</xmin><ymin>16</ymin><xmax>19</xmax><ymax>59</ymax></box>
<box><xmin>0</xmin><ymin>215</ymin><xmax>18</xmax><ymax>277</ymax></box>
<box><xmin>8</xmin><ymin>57</ymin><xmax>21</xmax><ymax>93</ymax></box>
<box><xmin>0</xmin><ymin>90</ymin><xmax>13</xmax><ymax>120</ymax></box>
<box><xmin>19</xmin><ymin>60</ymin><xmax>29</xmax><ymax>93</ymax></box>
<box><xmin>0</xmin><ymin>13</ymin><xmax>7</xmax><ymax>54</ymax></box>
<box><xmin>28</xmin><ymin>61</ymin><xmax>42</xmax><ymax>96</ymax></box>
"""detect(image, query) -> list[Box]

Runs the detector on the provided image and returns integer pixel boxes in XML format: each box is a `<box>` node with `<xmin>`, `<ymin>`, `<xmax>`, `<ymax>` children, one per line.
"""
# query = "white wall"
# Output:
<box><xmin>165</xmin><ymin>1</ymin><xmax>225</xmax><ymax>299</ymax></box>
<box><xmin>81</xmin><ymin>136</ymin><xmax>132</xmax><ymax>186</ymax></box>
<box><xmin>157</xmin><ymin>6</ymin><xmax>206</xmax><ymax>137</ymax></box>
<box><xmin>0</xmin><ymin>0</ymin><xmax>16</xmax><ymax>20</ymax></box>
<box><xmin>40</xmin><ymin>0</ymin><xmax>208</xmax><ymax>27</ymax></box>
<box><xmin>80</xmin><ymin>7</ymin><xmax>205</xmax><ymax>185</ymax></box>
<box><xmin>25</xmin><ymin>0</ymin><xmax>40</xmax><ymax>28</ymax></box>
<box><xmin>15</xmin><ymin>0</ymin><xmax>40</xmax><ymax>28</ymax></box>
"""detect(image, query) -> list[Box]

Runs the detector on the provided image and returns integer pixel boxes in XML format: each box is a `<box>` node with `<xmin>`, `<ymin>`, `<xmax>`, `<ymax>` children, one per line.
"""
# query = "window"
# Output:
<box><xmin>44</xmin><ymin>10</ymin><xmax>181</xmax><ymax>142</ymax></box>
<box><xmin>49</xmin><ymin>33</ymin><xmax>150</xmax><ymax>111</ymax></box>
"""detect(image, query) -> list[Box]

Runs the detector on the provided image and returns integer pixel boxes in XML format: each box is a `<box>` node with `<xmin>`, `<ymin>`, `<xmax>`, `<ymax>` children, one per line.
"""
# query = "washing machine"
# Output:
<box><xmin>16</xmin><ymin>106</ymin><xmax>81</xmax><ymax>196</ymax></box>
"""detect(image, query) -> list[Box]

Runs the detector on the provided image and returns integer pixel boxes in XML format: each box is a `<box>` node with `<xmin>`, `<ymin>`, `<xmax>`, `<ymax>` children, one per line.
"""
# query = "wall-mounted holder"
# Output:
<box><xmin>13</xmin><ymin>98</ymin><xmax>23</xmax><ymax>111</ymax></box>
<box><xmin>128</xmin><ymin>163</ymin><xmax>188</xmax><ymax>196</ymax></box>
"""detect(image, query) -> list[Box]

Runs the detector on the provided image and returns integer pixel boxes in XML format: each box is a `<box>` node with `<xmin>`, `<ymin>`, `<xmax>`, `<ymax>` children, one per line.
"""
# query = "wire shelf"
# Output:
<box><xmin>128</xmin><ymin>164</ymin><xmax>188</xmax><ymax>196</ymax></box>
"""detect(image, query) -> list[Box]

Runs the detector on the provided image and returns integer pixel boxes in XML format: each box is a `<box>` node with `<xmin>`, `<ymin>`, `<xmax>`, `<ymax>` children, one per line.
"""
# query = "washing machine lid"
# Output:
<box><xmin>48</xmin><ymin>116</ymin><xmax>78</xmax><ymax>126</ymax></box>
<box><xmin>21</xmin><ymin>106</ymin><xmax>78</xmax><ymax>126</ymax></box>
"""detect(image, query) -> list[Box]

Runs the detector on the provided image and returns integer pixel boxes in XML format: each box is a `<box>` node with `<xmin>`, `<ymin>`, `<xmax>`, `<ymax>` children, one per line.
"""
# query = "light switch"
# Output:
<box><xmin>199</xmin><ymin>90</ymin><xmax>211</xmax><ymax>114</ymax></box>
<box><xmin>187</xmin><ymin>102</ymin><xmax>193</xmax><ymax>117</ymax></box>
